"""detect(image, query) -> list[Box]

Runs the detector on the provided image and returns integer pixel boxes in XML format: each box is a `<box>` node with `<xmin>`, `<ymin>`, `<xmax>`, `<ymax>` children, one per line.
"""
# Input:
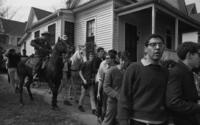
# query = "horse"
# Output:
<box><xmin>17</xmin><ymin>37</ymin><xmax>73</xmax><ymax>109</ymax></box>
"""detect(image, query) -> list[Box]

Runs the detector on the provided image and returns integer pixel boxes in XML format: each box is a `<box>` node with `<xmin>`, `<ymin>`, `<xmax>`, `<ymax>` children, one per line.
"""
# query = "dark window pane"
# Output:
<box><xmin>48</xmin><ymin>24</ymin><xmax>56</xmax><ymax>45</ymax></box>
<box><xmin>34</xmin><ymin>31</ymin><xmax>40</xmax><ymax>38</ymax></box>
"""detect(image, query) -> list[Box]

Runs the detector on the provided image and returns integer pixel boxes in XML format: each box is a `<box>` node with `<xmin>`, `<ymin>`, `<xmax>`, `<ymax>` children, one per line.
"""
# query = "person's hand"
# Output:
<box><xmin>83</xmin><ymin>79</ymin><xmax>87</xmax><ymax>85</ymax></box>
<box><xmin>97</xmin><ymin>92</ymin><xmax>101</xmax><ymax>100</ymax></box>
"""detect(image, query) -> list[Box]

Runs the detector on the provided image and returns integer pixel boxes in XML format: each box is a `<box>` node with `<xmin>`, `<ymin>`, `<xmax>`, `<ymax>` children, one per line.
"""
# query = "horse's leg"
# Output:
<box><xmin>51</xmin><ymin>81</ymin><xmax>61</xmax><ymax>109</ymax></box>
<box><xmin>19</xmin><ymin>76</ymin><xmax>25</xmax><ymax>105</ymax></box>
<box><xmin>26</xmin><ymin>78</ymin><xmax>34</xmax><ymax>101</ymax></box>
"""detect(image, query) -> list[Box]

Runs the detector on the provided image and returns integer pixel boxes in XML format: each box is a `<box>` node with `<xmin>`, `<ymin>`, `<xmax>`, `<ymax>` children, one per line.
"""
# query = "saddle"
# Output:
<box><xmin>25</xmin><ymin>55</ymin><xmax>49</xmax><ymax>70</ymax></box>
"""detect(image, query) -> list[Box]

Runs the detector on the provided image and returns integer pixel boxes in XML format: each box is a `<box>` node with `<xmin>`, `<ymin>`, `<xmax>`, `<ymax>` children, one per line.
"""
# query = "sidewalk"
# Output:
<box><xmin>31</xmin><ymin>86</ymin><xmax>98</xmax><ymax>125</ymax></box>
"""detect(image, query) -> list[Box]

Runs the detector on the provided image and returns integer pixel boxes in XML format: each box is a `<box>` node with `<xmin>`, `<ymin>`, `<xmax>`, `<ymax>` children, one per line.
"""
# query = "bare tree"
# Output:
<box><xmin>0</xmin><ymin>0</ymin><xmax>18</xmax><ymax>19</ymax></box>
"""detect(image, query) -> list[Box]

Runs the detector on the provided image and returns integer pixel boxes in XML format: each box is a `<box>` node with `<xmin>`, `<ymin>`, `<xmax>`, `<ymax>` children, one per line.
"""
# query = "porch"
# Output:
<box><xmin>115</xmin><ymin>1</ymin><xmax>200</xmax><ymax>62</ymax></box>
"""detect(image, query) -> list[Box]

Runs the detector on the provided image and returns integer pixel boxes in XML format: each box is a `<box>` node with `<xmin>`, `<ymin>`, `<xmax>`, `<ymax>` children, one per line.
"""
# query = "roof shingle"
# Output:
<box><xmin>32</xmin><ymin>7</ymin><xmax>52</xmax><ymax>20</ymax></box>
<box><xmin>0</xmin><ymin>18</ymin><xmax>26</xmax><ymax>36</ymax></box>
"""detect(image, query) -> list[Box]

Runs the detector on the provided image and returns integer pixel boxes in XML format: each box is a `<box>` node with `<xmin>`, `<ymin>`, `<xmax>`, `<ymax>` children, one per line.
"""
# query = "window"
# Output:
<box><xmin>17</xmin><ymin>37</ymin><xmax>21</xmax><ymax>46</ymax></box>
<box><xmin>48</xmin><ymin>24</ymin><xmax>56</xmax><ymax>45</ymax></box>
<box><xmin>17</xmin><ymin>37</ymin><xmax>21</xmax><ymax>42</ymax></box>
<box><xmin>86</xmin><ymin>19</ymin><xmax>95</xmax><ymax>38</ymax></box>
<box><xmin>34</xmin><ymin>31</ymin><xmax>40</xmax><ymax>38</ymax></box>
<box><xmin>0</xmin><ymin>34</ymin><xmax>8</xmax><ymax>44</ymax></box>
<box><xmin>65</xmin><ymin>21</ymin><xmax>74</xmax><ymax>45</ymax></box>
<box><xmin>86</xmin><ymin>19</ymin><xmax>95</xmax><ymax>59</ymax></box>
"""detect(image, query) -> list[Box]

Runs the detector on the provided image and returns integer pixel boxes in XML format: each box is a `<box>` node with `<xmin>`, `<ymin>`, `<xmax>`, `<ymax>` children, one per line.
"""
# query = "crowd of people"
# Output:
<box><xmin>3</xmin><ymin>32</ymin><xmax>200</xmax><ymax>125</ymax></box>
<box><xmin>61</xmin><ymin>34</ymin><xmax>200</xmax><ymax>125</ymax></box>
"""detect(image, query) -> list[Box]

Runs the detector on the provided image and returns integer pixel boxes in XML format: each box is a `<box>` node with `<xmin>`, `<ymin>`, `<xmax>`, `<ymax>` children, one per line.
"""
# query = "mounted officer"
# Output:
<box><xmin>31</xmin><ymin>31</ymin><xmax>52</xmax><ymax>81</ymax></box>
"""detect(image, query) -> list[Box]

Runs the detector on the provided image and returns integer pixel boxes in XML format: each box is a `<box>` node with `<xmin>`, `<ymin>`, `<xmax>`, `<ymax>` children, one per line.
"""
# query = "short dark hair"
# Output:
<box><xmin>9</xmin><ymin>48</ymin><xmax>15</xmax><ymax>53</ymax></box>
<box><xmin>108</xmin><ymin>49</ymin><xmax>117</xmax><ymax>59</ymax></box>
<box><xmin>145</xmin><ymin>34</ymin><xmax>164</xmax><ymax>47</ymax></box>
<box><xmin>88</xmin><ymin>51</ymin><xmax>95</xmax><ymax>56</ymax></box>
<box><xmin>97</xmin><ymin>47</ymin><xmax>104</xmax><ymax>53</ymax></box>
<box><xmin>177</xmin><ymin>41</ymin><xmax>200</xmax><ymax>60</ymax></box>
<box><xmin>118</xmin><ymin>51</ymin><xmax>130</xmax><ymax>61</ymax></box>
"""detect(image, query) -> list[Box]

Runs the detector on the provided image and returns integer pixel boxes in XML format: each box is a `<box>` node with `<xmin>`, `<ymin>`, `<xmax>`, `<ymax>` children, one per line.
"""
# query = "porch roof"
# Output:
<box><xmin>115</xmin><ymin>0</ymin><xmax>200</xmax><ymax>30</ymax></box>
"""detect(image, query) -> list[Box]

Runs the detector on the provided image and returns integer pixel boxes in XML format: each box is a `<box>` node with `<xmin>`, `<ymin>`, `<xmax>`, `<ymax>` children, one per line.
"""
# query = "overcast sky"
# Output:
<box><xmin>4</xmin><ymin>0</ymin><xmax>66</xmax><ymax>22</ymax></box>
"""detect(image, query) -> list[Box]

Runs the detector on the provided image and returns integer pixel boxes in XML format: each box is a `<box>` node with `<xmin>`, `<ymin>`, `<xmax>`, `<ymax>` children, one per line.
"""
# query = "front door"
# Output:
<box><xmin>125</xmin><ymin>23</ymin><xmax>138</xmax><ymax>62</ymax></box>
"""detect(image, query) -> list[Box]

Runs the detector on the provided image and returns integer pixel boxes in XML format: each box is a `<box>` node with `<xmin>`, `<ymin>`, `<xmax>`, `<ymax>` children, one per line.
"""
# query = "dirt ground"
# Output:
<box><xmin>0</xmin><ymin>74</ymin><xmax>84</xmax><ymax>125</ymax></box>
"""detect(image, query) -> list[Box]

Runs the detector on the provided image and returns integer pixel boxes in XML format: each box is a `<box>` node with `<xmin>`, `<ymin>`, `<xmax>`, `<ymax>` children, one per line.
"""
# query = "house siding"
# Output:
<box><xmin>113</xmin><ymin>13</ymin><xmax>120</xmax><ymax>51</ymax></box>
<box><xmin>74</xmin><ymin>1</ymin><xmax>114</xmax><ymax>51</ymax></box>
<box><xmin>182</xmin><ymin>32</ymin><xmax>198</xmax><ymax>43</ymax></box>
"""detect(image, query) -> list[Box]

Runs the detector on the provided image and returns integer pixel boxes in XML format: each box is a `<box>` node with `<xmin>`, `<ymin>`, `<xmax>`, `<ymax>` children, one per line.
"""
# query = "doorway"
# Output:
<box><xmin>125</xmin><ymin>23</ymin><xmax>138</xmax><ymax>62</ymax></box>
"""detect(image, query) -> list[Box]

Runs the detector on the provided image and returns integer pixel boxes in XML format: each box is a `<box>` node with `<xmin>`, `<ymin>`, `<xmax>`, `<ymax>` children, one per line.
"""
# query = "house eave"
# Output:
<box><xmin>157</xmin><ymin>1</ymin><xmax>200</xmax><ymax>29</ymax></box>
<box><xmin>26</xmin><ymin>9</ymin><xmax>74</xmax><ymax>32</ymax></box>
<box><xmin>26</xmin><ymin>13</ymin><xmax>58</xmax><ymax>32</ymax></box>
<box><xmin>115</xmin><ymin>0</ymin><xmax>153</xmax><ymax>13</ymax></box>
<box><xmin>115</xmin><ymin>0</ymin><xmax>200</xmax><ymax>30</ymax></box>
<box><xmin>73</xmin><ymin>0</ymin><xmax>109</xmax><ymax>13</ymax></box>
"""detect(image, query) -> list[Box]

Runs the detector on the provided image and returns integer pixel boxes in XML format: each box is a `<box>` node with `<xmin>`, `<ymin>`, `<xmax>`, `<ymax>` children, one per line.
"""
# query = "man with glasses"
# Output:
<box><xmin>166</xmin><ymin>42</ymin><xmax>200</xmax><ymax>125</ymax></box>
<box><xmin>118</xmin><ymin>34</ymin><xmax>169</xmax><ymax>125</ymax></box>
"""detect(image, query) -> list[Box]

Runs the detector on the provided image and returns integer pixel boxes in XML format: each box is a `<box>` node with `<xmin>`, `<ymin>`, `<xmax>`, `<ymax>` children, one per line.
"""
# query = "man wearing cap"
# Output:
<box><xmin>31</xmin><ymin>31</ymin><xmax>52</xmax><ymax>81</ymax></box>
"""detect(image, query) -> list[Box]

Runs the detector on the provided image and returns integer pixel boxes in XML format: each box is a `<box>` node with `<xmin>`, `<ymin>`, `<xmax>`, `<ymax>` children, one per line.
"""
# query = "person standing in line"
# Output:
<box><xmin>102</xmin><ymin>51</ymin><xmax>130</xmax><ymax>125</ymax></box>
<box><xmin>93</xmin><ymin>47</ymin><xmax>105</xmax><ymax>74</ymax></box>
<box><xmin>20</xmin><ymin>49</ymin><xmax>28</xmax><ymax>62</ymax></box>
<box><xmin>5</xmin><ymin>48</ymin><xmax>21</xmax><ymax>93</ymax></box>
<box><xmin>166</xmin><ymin>42</ymin><xmax>200</xmax><ymax>125</ymax></box>
<box><xmin>78</xmin><ymin>52</ymin><xmax>96</xmax><ymax>114</ymax></box>
<box><xmin>118</xmin><ymin>34</ymin><xmax>169</xmax><ymax>125</ymax></box>
<box><xmin>92</xmin><ymin>47</ymin><xmax>105</xmax><ymax>107</ymax></box>
<box><xmin>96</xmin><ymin>49</ymin><xmax>117</xmax><ymax>122</ymax></box>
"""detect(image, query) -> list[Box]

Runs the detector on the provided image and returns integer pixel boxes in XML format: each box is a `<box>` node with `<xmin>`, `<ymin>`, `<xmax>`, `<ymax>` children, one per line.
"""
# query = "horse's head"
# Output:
<box><xmin>54</xmin><ymin>37</ymin><xmax>74</xmax><ymax>55</ymax></box>
<box><xmin>78</xmin><ymin>45</ymin><xmax>87</xmax><ymax>62</ymax></box>
<box><xmin>70</xmin><ymin>45</ymin><xmax>87</xmax><ymax>70</ymax></box>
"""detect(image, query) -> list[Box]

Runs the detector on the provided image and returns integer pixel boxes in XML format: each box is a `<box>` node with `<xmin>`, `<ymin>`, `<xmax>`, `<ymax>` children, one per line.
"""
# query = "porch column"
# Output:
<box><xmin>152</xmin><ymin>5</ymin><xmax>156</xmax><ymax>34</ymax></box>
<box><xmin>175</xmin><ymin>18</ymin><xmax>179</xmax><ymax>49</ymax></box>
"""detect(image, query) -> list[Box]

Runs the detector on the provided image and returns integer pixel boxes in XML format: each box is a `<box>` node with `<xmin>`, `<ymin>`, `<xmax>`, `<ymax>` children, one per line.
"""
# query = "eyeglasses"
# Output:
<box><xmin>147</xmin><ymin>42</ymin><xmax>164</xmax><ymax>48</ymax></box>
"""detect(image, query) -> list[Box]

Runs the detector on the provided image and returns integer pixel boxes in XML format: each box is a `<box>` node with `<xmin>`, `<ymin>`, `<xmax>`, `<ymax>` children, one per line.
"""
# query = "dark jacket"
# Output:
<box><xmin>5</xmin><ymin>52</ymin><xmax>21</xmax><ymax>68</ymax></box>
<box><xmin>31</xmin><ymin>38</ymin><xmax>51</xmax><ymax>57</ymax></box>
<box><xmin>92</xmin><ymin>56</ymin><xmax>103</xmax><ymax>75</ymax></box>
<box><xmin>166</xmin><ymin>61</ymin><xmax>200</xmax><ymax>125</ymax></box>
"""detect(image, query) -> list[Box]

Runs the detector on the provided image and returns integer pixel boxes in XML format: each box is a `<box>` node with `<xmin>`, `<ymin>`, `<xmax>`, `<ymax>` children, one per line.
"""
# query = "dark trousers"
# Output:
<box><xmin>130</xmin><ymin>119</ymin><xmax>168</xmax><ymax>125</ymax></box>
<box><xmin>97</xmin><ymin>87</ymin><xmax>107</xmax><ymax>121</ymax></box>
<box><xmin>102</xmin><ymin>98</ymin><xmax>118</xmax><ymax>125</ymax></box>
